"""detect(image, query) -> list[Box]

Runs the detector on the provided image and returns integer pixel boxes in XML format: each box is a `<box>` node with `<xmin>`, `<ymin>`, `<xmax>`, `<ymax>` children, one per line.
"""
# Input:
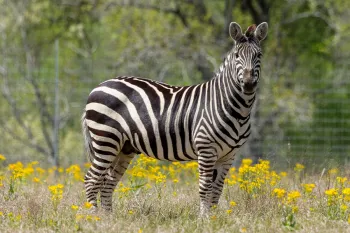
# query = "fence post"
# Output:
<box><xmin>53</xmin><ymin>39</ymin><xmax>60</xmax><ymax>168</ymax></box>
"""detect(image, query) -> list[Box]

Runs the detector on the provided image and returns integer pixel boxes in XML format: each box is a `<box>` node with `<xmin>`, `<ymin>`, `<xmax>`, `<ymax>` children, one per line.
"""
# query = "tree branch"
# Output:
<box><xmin>104</xmin><ymin>1</ymin><xmax>189</xmax><ymax>27</ymax></box>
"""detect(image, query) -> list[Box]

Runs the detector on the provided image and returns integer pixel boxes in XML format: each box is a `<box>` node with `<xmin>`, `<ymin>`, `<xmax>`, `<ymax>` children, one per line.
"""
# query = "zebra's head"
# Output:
<box><xmin>229</xmin><ymin>22</ymin><xmax>268</xmax><ymax>94</ymax></box>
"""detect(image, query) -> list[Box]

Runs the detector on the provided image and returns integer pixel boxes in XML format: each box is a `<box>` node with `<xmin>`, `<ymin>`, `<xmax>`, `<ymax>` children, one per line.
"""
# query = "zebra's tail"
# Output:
<box><xmin>82</xmin><ymin>110</ymin><xmax>94</xmax><ymax>163</ymax></box>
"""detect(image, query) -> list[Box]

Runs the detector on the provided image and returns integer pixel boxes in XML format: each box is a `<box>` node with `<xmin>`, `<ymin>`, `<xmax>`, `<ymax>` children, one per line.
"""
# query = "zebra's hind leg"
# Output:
<box><xmin>210</xmin><ymin>159</ymin><xmax>233</xmax><ymax>207</ymax></box>
<box><xmin>100</xmin><ymin>152</ymin><xmax>136</xmax><ymax>211</ymax></box>
<box><xmin>84</xmin><ymin>145</ymin><xmax>121</xmax><ymax>211</ymax></box>
<box><xmin>85</xmin><ymin>161</ymin><xmax>113</xmax><ymax>211</ymax></box>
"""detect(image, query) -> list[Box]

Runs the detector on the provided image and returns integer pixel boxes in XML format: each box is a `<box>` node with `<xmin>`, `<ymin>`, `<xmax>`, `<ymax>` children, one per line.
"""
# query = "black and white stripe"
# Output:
<box><xmin>82</xmin><ymin>22</ymin><xmax>268</xmax><ymax>216</ymax></box>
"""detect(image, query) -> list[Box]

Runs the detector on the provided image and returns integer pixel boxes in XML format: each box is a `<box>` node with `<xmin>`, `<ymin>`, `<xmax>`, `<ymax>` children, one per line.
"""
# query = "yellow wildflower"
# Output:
<box><xmin>302</xmin><ymin>183</ymin><xmax>316</xmax><ymax>194</ymax></box>
<box><xmin>230</xmin><ymin>201</ymin><xmax>237</xmax><ymax>207</ymax></box>
<box><xmin>328</xmin><ymin>168</ymin><xmax>338</xmax><ymax>175</ymax></box>
<box><xmin>84</xmin><ymin>202</ymin><xmax>93</xmax><ymax>209</ymax></box>
<box><xmin>287</xmin><ymin>190</ymin><xmax>301</xmax><ymax>204</ymax></box>
<box><xmin>32</xmin><ymin>177</ymin><xmax>41</xmax><ymax>183</ymax></box>
<box><xmin>48</xmin><ymin>184</ymin><xmax>64</xmax><ymax>202</ymax></box>
<box><xmin>325</xmin><ymin>188</ymin><xmax>339</xmax><ymax>206</ymax></box>
<box><xmin>292</xmin><ymin>206</ymin><xmax>299</xmax><ymax>213</ymax></box>
<box><xmin>227</xmin><ymin>209</ymin><xmax>232</xmax><ymax>214</ymax></box>
<box><xmin>279</xmin><ymin>172</ymin><xmax>287</xmax><ymax>177</ymax></box>
<box><xmin>0</xmin><ymin>154</ymin><xmax>6</xmax><ymax>160</ymax></box>
<box><xmin>343</xmin><ymin>188</ymin><xmax>350</xmax><ymax>201</ymax></box>
<box><xmin>241</xmin><ymin>159</ymin><xmax>253</xmax><ymax>167</ymax></box>
<box><xmin>172</xmin><ymin>179</ymin><xmax>179</xmax><ymax>183</ymax></box>
<box><xmin>35</xmin><ymin>167</ymin><xmax>46</xmax><ymax>175</ymax></box>
<box><xmin>71</xmin><ymin>205</ymin><xmax>79</xmax><ymax>211</ymax></box>
<box><xmin>340</xmin><ymin>204</ymin><xmax>347</xmax><ymax>212</ymax></box>
<box><xmin>273</xmin><ymin>188</ymin><xmax>286</xmax><ymax>199</ymax></box>
<box><xmin>128</xmin><ymin>210</ymin><xmax>133</xmax><ymax>215</ymax></box>
<box><xmin>336</xmin><ymin>177</ymin><xmax>347</xmax><ymax>185</ymax></box>
<box><xmin>325</xmin><ymin>188</ymin><xmax>338</xmax><ymax>197</ymax></box>
<box><xmin>294</xmin><ymin>163</ymin><xmax>305</xmax><ymax>172</ymax></box>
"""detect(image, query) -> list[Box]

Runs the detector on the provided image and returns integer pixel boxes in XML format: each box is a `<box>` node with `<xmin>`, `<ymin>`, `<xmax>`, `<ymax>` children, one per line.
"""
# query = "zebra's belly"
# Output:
<box><xmin>125</xmin><ymin>125</ymin><xmax>198</xmax><ymax>162</ymax></box>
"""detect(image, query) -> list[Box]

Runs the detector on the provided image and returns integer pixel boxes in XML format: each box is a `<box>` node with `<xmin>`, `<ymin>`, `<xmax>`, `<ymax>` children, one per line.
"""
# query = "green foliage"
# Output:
<box><xmin>0</xmin><ymin>0</ymin><xmax>349</xmax><ymax>166</ymax></box>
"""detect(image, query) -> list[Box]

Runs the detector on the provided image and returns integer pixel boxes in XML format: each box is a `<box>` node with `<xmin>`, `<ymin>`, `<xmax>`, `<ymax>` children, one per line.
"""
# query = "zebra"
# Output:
<box><xmin>82</xmin><ymin>22</ymin><xmax>268</xmax><ymax>216</ymax></box>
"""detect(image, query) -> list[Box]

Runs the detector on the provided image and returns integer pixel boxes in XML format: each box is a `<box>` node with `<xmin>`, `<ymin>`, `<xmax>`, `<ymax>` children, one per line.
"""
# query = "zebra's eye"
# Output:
<box><xmin>235</xmin><ymin>53</ymin><xmax>239</xmax><ymax>59</ymax></box>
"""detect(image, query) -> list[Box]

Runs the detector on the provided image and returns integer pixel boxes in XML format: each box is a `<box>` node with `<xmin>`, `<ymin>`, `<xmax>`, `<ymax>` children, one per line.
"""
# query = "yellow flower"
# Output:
<box><xmin>240</xmin><ymin>228</ymin><xmax>247</xmax><ymax>232</ymax></box>
<box><xmin>279</xmin><ymin>172</ymin><xmax>287</xmax><ymax>177</ymax></box>
<box><xmin>35</xmin><ymin>167</ymin><xmax>46</xmax><ymax>175</ymax></box>
<box><xmin>325</xmin><ymin>188</ymin><xmax>338</xmax><ymax>197</ymax></box>
<box><xmin>48</xmin><ymin>184</ymin><xmax>64</xmax><ymax>205</ymax></box>
<box><xmin>71</xmin><ymin>205</ymin><xmax>79</xmax><ymax>211</ymax></box>
<box><xmin>0</xmin><ymin>211</ymin><xmax>3</xmax><ymax>216</ymax></box>
<box><xmin>241</xmin><ymin>159</ymin><xmax>253</xmax><ymax>167</ymax></box>
<box><xmin>0</xmin><ymin>154</ymin><xmax>6</xmax><ymax>161</ymax></box>
<box><xmin>128</xmin><ymin>210</ymin><xmax>133</xmax><ymax>215</ymax></box>
<box><xmin>343</xmin><ymin>188</ymin><xmax>350</xmax><ymax>201</ymax></box>
<box><xmin>230</xmin><ymin>201</ymin><xmax>237</xmax><ymax>207</ymax></box>
<box><xmin>292</xmin><ymin>206</ymin><xmax>299</xmax><ymax>213</ymax></box>
<box><xmin>294</xmin><ymin>163</ymin><xmax>305</xmax><ymax>172</ymax></box>
<box><xmin>340</xmin><ymin>204</ymin><xmax>347</xmax><ymax>212</ymax></box>
<box><xmin>66</xmin><ymin>165</ymin><xmax>83</xmax><ymax>182</ymax></box>
<box><xmin>84</xmin><ymin>215</ymin><xmax>101</xmax><ymax>221</ymax></box>
<box><xmin>84</xmin><ymin>202</ymin><xmax>93</xmax><ymax>209</ymax></box>
<box><xmin>32</xmin><ymin>177</ymin><xmax>41</xmax><ymax>183</ymax></box>
<box><xmin>227</xmin><ymin>209</ymin><xmax>232</xmax><ymax>214</ymax></box>
<box><xmin>336</xmin><ymin>177</ymin><xmax>347</xmax><ymax>185</ymax></box>
<box><xmin>273</xmin><ymin>188</ymin><xmax>286</xmax><ymax>199</ymax></box>
<box><xmin>172</xmin><ymin>179</ymin><xmax>179</xmax><ymax>183</ymax></box>
<box><xmin>302</xmin><ymin>183</ymin><xmax>316</xmax><ymax>194</ymax></box>
<box><xmin>328</xmin><ymin>168</ymin><xmax>338</xmax><ymax>175</ymax></box>
<box><xmin>287</xmin><ymin>191</ymin><xmax>301</xmax><ymax>204</ymax></box>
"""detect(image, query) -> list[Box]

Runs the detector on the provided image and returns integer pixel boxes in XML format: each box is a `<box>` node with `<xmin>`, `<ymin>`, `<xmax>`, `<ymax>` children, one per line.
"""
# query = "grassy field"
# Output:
<box><xmin>0</xmin><ymin>154</ymin><xmax>349</xmax><ymax>233</ymax></box>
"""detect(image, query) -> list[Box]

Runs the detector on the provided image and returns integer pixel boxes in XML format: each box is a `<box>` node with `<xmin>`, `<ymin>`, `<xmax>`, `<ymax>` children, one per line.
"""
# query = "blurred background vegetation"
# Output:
<box><xmin>0</xmin><ymin>0</ymin><xmax>349</xmax><ymax>169</ymax></box>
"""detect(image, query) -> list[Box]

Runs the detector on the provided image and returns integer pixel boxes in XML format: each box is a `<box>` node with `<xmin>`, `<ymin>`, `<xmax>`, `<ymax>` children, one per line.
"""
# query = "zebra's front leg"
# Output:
<box><xmin>210</xmin><ymin>159</ymin><xmax>233</xmax><ymax>207</ymax></box>
<box><xmin>198</xmin><ymin>154</ymin><xmax>217</xmax><ymax>217</ymax></box>
<box><xmin>100</xmin><ymin>153</ymin><xmax>135</xmax><ymax>211</ymax></box>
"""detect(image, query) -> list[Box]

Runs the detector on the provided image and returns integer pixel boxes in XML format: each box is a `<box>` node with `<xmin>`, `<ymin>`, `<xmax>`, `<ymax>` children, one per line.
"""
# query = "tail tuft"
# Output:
<box><xmin>82</xmin><ymin>110</ymin><xmax>94</xmax><ymax>163</ymax></box>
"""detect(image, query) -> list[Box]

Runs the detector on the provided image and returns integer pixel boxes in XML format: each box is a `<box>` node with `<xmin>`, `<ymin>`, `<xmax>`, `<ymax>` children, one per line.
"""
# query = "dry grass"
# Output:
<box><xmin>0</xmin><ymin>156</ymin><xmax>349</xmax><ymax>233</ymax></box>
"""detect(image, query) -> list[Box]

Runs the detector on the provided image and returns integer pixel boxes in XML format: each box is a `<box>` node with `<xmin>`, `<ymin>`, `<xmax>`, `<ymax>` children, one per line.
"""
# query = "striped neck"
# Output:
<box><xmin>210</xmin><ymin>51</ymin><xmax>256</xmax><ymax>118</ymax></box>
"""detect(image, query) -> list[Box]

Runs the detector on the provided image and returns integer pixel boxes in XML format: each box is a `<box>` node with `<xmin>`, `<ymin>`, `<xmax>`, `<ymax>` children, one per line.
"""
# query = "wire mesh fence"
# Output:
<box><xmin>1</xmin><ymin>46</ymin><xmax>350</xmax><ymax>169</ymax></box>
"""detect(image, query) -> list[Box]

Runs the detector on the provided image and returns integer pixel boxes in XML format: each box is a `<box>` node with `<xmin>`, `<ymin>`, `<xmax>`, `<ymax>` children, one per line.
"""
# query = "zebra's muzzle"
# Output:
<box><xmin>241</xmin><ymin>69</ymin><xmax>257</xmax><ymax>94</ymax></box>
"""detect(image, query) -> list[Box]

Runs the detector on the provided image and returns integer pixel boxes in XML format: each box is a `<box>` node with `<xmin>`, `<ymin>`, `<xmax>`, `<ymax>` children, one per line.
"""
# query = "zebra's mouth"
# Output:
<box><xmin>241</xmin><ymin>82</ymin><xmax>257</xmax><ymax>94</ymax></box>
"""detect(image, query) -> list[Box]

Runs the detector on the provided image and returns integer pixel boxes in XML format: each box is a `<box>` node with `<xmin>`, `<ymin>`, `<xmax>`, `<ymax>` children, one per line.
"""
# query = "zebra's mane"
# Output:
<box><xmin>214</xmin><ymin>50</ymin><xmax>234</xmax><ymax>78</ymax></box>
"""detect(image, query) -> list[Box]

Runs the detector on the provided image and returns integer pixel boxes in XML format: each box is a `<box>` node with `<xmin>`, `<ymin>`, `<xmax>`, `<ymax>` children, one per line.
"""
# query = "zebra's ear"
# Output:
<box><xmin>229</xmin><ymin>22</ymin><xmax>243</xmax><ymax>42</ymax></box>
<box><xmin>254</xmin><ymin>22</ymin><xmax>268</xmax><ymax>41</ymax></box>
